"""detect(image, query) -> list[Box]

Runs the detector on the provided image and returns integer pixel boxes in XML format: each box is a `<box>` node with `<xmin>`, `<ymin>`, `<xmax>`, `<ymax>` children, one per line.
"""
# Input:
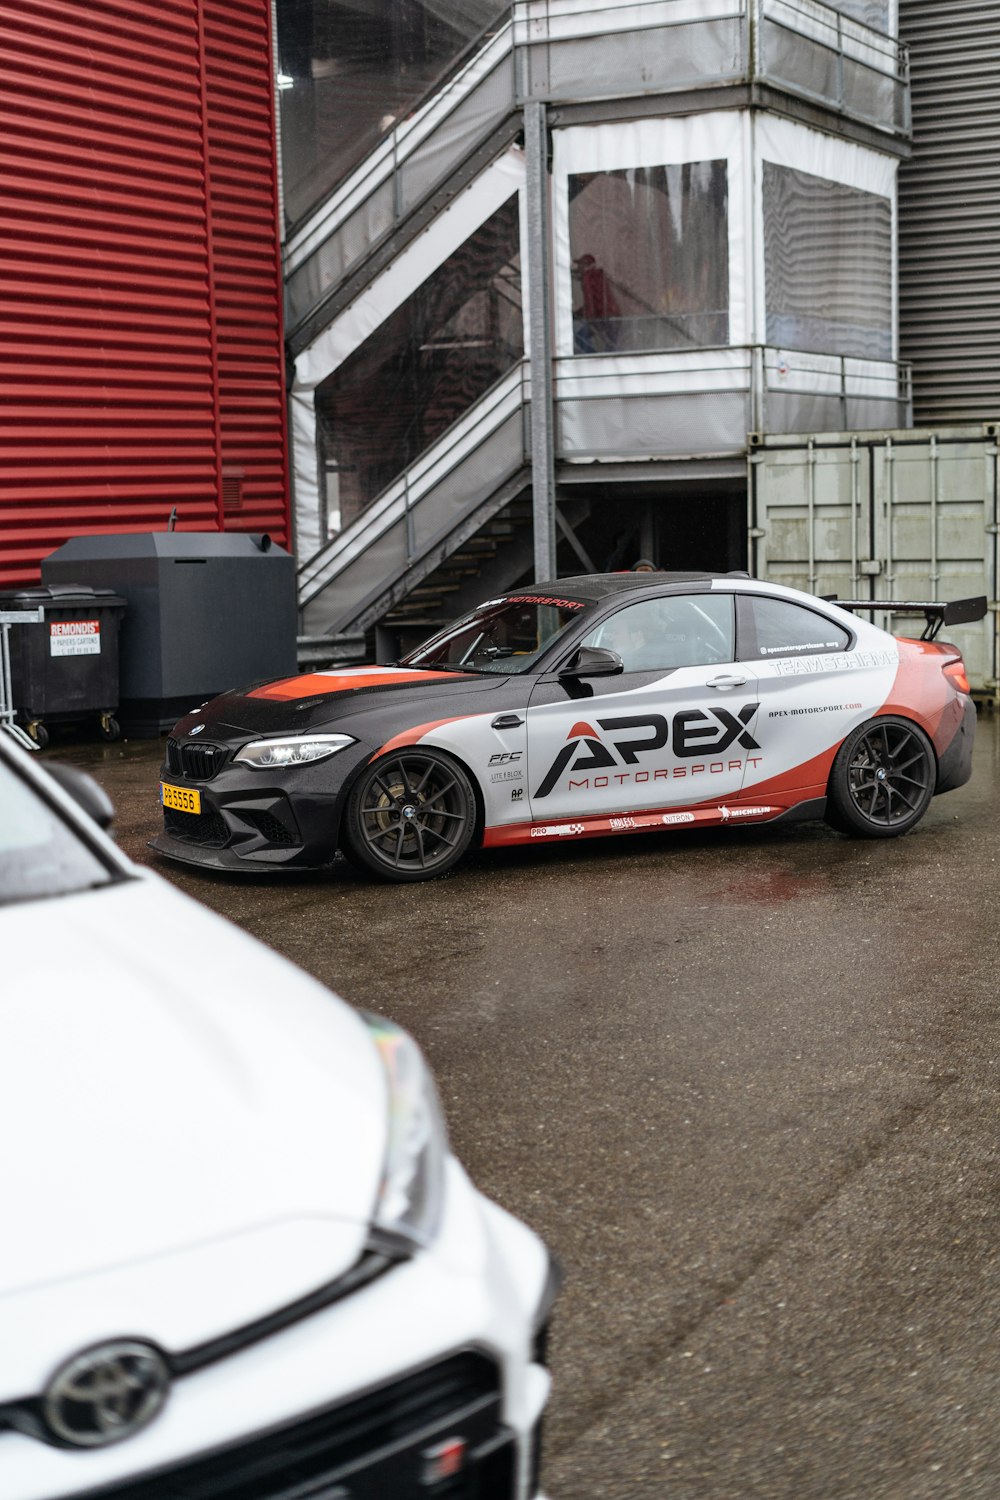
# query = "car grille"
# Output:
<box><xmin>165</xmin><ymin>738</ymin><xmax>228</xmax><ymax>781</ymax></box>
<box><xmin>163</xmin><ymin>805</ymin><xmax>229</xmax><ymax>848</ymax></box>
<box><xmin>72</xmin><ymin>1353</ymin><xmax>511</xmax><ymax>1500</ymax></box>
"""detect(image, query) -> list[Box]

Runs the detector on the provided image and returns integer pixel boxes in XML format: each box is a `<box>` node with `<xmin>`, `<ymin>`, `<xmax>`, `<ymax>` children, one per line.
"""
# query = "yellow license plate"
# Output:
<box><xmin>161</xmin><ymin>782</ymin><xmax>202</xmax><ymax>815</ymax></box>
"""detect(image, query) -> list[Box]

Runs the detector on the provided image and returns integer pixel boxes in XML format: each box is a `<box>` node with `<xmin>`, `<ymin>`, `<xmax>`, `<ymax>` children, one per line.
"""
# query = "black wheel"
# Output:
<box><xmin>98</xmin><ymin>715</ymin><xmax>121</xmax><ymax>742</ymax></box>
<box><xmin>343</xmin><ymin>749</ymin><xmax>478</xmax><ymax>882</ymax></box>
<box><xmin>827</xmin><ymin>716</ymin><xmax>935</xmax><ymax>838</ymax></box>
<box><xmin>27</xmin><ymin>720</ymin><xmax>49</xmax><ymax>749</ymax></box>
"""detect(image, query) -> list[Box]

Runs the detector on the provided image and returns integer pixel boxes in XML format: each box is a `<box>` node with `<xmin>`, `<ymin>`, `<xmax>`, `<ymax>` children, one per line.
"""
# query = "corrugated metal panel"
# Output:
<box><xmin>203</xmin><ymin>0</ymin><xmax>289</xmax><ymax>545</ymax></box>
<box><xmin>0</xmin><ymin>0</ymin><xmax>220</xmax><ymax>588</ymax></box>
<box><xmin>0</xmin><ymin>0</ymin><xmax>288</xmax><ymax>590</ymax></box>
<box><xmin>749</xmin><ymin>426</ymin><xmax>999</xmax><ymax>695</ymax></box>
<box><xmin>898</xmin><ymin>2</ymin><xmax>1000</xmax><ymax>424</ymax></box>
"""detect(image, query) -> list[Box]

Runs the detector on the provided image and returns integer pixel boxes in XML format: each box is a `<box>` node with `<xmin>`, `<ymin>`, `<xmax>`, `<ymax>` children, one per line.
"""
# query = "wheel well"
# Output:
<box><xmin>825</xmin><ymin>712</ymin><xmax>940</xmax><ymax>796</ymax></box>
<box><xmin>430</xmin><ymin>744</ymin><xmax>486</xmax><ymax>847</ymax></box>
<box><xmin>337</xmin><ymin>743</ymin><xmax>487</xmax><ymax>850</ymax></box>
<box><xmin>331</xmin><ymin>755</ymin><xmax>378</xmax><ymax>853</ymax></box>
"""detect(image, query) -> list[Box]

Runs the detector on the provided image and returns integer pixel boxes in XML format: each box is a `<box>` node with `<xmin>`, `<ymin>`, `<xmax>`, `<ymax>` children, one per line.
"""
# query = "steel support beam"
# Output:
<box><xmin>556</xmin><ymin>504</ymin><xmax>597</xmax><ymax>574</ymax></box>
<box><xmin>524</xmin><ymin>100</ymin><xmax>557</xmax><ymax>584</ymax></box>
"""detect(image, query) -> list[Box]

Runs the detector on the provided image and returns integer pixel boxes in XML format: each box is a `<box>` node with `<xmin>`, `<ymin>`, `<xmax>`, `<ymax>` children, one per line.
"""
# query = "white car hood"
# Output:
<box><xmin>0</xmin><ymin>872</ymin><xmax>388</xmax><ymax>1398</ymax></box>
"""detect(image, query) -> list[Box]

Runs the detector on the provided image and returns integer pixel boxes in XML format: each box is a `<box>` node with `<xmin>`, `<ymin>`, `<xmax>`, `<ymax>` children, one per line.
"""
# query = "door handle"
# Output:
<box><xmin>707</xmin><ymin>674</ymin><xmax>749</xmax><ymax>690</ymax></box>
<box><xmin>491</xmin><ymin>713</ymin><xmax>524</xmax><ymax>729</ymax></box>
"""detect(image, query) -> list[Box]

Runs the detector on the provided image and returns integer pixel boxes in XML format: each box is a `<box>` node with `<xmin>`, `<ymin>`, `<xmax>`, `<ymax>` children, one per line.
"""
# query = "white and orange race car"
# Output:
<box><xmin>152</xmin><ymin>573</ymin><xmax>984</xmax><ymax>882</ymax></box>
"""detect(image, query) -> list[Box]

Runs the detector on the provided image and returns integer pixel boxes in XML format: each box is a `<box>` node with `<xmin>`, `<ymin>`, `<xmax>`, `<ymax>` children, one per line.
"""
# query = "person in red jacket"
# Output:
<box><xmin>573</xmin><ymin>254</ymin><xmax>621</xmax><ymax>351</ymax></box>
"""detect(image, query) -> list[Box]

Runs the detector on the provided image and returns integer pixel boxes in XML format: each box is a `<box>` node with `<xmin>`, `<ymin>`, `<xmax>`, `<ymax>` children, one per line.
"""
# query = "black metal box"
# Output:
<box><xmin>42</xmin><ymin>533</ymin><xmax>297</xmax><ymax>732</ymax></box>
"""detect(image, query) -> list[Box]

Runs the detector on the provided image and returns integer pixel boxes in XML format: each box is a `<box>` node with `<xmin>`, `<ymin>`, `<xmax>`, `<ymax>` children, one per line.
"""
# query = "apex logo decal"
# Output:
<box><xmin>535</xmin><ymin>707</ymin><xmax>760</xmax><ymax>799</ymax></box>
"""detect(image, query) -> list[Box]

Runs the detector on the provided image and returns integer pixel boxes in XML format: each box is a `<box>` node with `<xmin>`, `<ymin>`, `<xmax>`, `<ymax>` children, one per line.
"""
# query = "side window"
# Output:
<box><xmin>583</xmin><ymin>595</ymin><xmax>734</xmax><ymax>671</ymax></box>
<box><xmin>742</xmin><ymin>596</ymin><xmax>852</xmax><ymax>660</ymax></box>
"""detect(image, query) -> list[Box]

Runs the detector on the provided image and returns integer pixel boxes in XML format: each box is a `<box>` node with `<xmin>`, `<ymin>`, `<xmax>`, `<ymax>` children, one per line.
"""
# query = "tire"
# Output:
<box><xmin>826</xmin><ymin>716</ymin><xmax>936</xmax><ymax>838</ymax></box>
<box><xmin>27</xmin><ymin>720</ymin><xmax>49</xmax><ymax>749</ymax></box>
<box><xmin>342</xmin><ymin>748</ymin><xmax>478</xmax><ymax>882</ymax></box>
<box><xmin>98</xmin><ymin>715</ymin><xmax>121</xmax><ymax>742</ymax></box>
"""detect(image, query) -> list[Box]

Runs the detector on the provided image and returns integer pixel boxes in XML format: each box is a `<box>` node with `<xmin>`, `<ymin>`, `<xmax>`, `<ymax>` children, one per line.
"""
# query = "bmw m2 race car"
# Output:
<box><xmin>151</xmin><ymin>573</ymin><xmax>985</xmax><ymax>883</ymax></box>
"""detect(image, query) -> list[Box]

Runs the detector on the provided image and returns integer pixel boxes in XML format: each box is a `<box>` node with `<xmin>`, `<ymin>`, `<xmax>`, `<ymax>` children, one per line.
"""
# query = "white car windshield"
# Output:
<box><xmin>0</xmin><ymin>758</ymin><xmax>117</xmax><ymax>906</ymax></box>
<box><xmin>400</xmin><ymin>594</ymin><xmax>590</xmax><ymax>674</ymax></box>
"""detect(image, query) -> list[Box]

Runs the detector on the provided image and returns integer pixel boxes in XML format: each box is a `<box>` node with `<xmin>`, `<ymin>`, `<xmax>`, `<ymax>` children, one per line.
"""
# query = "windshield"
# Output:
<box><xmin>400</xmin><ymin>594</ymin><xmax>590</xmax><ymax>674</ymax></box>
<box><xmin>0</xmin><ymin>758</ymin><xmax>117</xmax><ymax>906</ymax></box>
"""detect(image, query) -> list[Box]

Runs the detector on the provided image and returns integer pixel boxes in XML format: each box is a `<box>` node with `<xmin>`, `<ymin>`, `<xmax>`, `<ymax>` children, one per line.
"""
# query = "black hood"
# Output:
<box><xmin>173</xmin><ymin>666</ymin><xmax>504</xmax><ymax>738</ymax></box>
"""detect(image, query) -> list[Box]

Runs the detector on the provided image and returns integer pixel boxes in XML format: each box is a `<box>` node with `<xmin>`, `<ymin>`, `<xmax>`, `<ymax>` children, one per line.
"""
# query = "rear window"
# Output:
<box><xmin>741</xmin><ymin>596</ymin><xmax>851</xmax><ymax>660</ymax></box>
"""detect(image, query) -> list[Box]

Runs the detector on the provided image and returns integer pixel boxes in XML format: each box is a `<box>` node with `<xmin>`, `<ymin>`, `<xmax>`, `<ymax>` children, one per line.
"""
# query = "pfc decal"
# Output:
<box><xmin>489</xmin><ymin>751</ymin><xmax>522</xmax><ymax>765</ymax></box>
<box><xmin>534</xmin><ymin>708</ymin><xmax>761</xmax><ymax>799</ymax></box>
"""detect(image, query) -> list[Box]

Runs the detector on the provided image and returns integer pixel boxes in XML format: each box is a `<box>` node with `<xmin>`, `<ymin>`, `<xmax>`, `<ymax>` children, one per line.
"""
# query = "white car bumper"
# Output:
<box><xmin>1</xmin><ymin>1159</ymin><xmax>556</xmax><ymax>1500</ymax></box>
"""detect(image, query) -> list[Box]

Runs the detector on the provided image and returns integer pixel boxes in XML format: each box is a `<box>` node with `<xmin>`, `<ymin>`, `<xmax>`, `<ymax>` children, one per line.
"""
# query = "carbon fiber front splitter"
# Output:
<box><xmin>148</xmin><ymin>830</ymin><xmax>340</xmax><ymax>876</ymax></box>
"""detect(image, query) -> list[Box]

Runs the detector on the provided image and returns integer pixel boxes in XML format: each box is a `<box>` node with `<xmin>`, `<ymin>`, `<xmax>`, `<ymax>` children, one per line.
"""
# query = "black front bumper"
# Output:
<box><xmin>151</xmin><ymin>739</ymin><xmax>370</xmax><ymax>873</ymax></box>
<box><xmin>151</xmin><ymin>789</ymin><xmax>340</xmax><ymax>874</ymax></box>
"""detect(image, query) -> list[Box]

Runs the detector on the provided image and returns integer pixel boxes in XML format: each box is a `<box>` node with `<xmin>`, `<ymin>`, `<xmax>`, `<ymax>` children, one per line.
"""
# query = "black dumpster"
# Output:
<box><xmin>42</xmin><ymin>533</ymin><xmax>297</xmax><ymax>734</ymax></box>
<box><xmin>0</xmin><ymin>584</ymin><xmax>126</xmax><ymax>747</ymax></box>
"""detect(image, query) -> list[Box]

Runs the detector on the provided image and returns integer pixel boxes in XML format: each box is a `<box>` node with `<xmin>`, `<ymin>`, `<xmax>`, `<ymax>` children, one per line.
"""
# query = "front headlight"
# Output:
<box><xmin>364</xmin><ymin>1015</ymin><xmax>447</xmax><ymax>1252</ymax></box>
<box><xmin>233</xmin><ymin>734</ymin><xmax>355</xmax><ymax>769</ymax></box>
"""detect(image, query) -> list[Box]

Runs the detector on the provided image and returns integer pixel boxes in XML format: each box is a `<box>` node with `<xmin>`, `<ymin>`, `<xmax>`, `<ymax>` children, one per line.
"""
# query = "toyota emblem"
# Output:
<box><xmin>43</xmin><ymin>1340</ymin><xmax>170</xmax><ymax>1447</ymax></box>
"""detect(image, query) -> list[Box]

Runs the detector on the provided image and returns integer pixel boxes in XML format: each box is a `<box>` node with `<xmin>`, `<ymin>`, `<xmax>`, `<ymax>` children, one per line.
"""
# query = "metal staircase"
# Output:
<box><xmin>373</xmin><ymin>496</ymin><xmax>535</xmax><ymax>659</ymax></box>
<box><xmin>296</xmin><ymin>364</ymin><xmax>532</xmax><ymax>665</ymax></box>
<box><xmin>288</xmin><ymin>0</ymin><xmax>911</xmax><ymax>671</ymax></box>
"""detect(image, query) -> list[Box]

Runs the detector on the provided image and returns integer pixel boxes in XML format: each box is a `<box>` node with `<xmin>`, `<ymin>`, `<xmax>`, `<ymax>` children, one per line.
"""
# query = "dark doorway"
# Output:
<box><xmin>555</xmin><ymin>478</ymin><xmax>747</xmax><ymax>577</ymax></box>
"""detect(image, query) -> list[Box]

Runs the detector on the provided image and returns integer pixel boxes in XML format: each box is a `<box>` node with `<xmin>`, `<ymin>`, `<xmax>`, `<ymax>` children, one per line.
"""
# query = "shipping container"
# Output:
<box><xmin>748</xmin><ymin>424</ymin><xmax>999</xmax><ymax>699</ymax></box>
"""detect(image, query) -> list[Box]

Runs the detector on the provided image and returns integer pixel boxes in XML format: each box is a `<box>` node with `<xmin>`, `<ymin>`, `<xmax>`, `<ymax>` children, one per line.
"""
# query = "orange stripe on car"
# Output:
<box><xmin>248</xmin><ymin>669</ymin><xmax>457</xmax><ymax>701</ymax></box>
<box><xmin>371</xmin><ymin>717</ymin><xmax>472</xmax><ymax>759</ymax></box>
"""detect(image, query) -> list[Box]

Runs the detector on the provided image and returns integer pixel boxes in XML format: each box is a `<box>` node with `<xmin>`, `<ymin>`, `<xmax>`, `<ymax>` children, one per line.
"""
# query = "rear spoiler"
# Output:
<box><xmin>822</xmin><ymin>596</ymin><xmax>988</xmax><ymax>642</ymax></box>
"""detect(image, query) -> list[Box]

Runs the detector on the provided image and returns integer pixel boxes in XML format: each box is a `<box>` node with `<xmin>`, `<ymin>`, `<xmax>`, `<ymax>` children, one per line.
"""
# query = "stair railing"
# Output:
<box><xmin>298</xmin><ymin>363</ymin><xmax>530</xmax><ymax>637</ymax></box>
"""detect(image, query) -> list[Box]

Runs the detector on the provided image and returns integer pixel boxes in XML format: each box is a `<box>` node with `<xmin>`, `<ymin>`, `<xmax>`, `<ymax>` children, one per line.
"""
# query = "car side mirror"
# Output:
<box><xmin>44</xmin><ymin>763</ymin><xmax>115</xmax><ymax>830</ymax></box>
<box><xmin>559</xmin><ymin>645</ymin><xmax>624</xmax><ymax>679</ymax></box>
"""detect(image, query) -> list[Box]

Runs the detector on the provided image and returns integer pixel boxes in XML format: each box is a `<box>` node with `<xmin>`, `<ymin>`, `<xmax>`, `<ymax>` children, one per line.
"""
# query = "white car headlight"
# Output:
<box><xmin>233</xmin><ymin>734</ymin><xmax>355</xmax><ymax>769</ymax></box>
<box><xmin>364</xmin><ymin>1015</ymin><xmax>447</xmax><ymax>1251</ymax></box>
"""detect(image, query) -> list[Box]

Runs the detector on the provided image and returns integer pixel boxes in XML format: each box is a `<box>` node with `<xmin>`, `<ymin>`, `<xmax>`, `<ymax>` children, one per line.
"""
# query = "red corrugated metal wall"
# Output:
<box><xmin>0</xmin><ymin>0</ymin><xmax>288</xmax><ymax>590</ymax></box>
<box><xmin>203</xmin><ymin>0</ymin><xmax>289</xmax><ymax>542</ymax></box>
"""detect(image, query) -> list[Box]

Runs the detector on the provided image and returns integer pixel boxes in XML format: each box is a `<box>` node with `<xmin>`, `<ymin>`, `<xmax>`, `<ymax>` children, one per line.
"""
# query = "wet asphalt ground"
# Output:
<box><xmin>46</xmin><ymin>713</ymin><xmax>1000</xmax><ymax>1500</ymax></box>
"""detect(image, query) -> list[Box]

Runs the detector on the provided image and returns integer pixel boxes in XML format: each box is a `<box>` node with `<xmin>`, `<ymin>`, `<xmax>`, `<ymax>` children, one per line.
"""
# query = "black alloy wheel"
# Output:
<box><xmin>343</xmin><ymin>749</ymin><xmax>478</xmax><ymax>881</ymax></box>
<box><xmin>827</xmin><ymin>716</ymin><xmax>936</xmax><ymax>838</ymax></box>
